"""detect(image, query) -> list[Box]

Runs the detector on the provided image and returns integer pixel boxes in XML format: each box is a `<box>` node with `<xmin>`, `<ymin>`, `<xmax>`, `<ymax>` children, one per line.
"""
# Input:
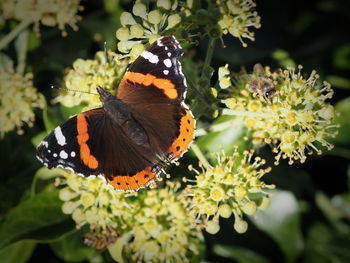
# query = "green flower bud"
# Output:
<box><xmin>132</xmin><ymin>3</ymin><xmax>147</xmax><ymax>19</ymax></box>
<box><xmin>242</xmin><ymin>201</ymin><xmax>257</xmax><ymax>215</ymax></box>
<box><xmin>130</xmin><ymin>43</ymin><xmax>145</xmax><ymax>62</ymax></box>
<box><xmin>157</xmin><ymin>0</ymin><xmax>171</xmax><ymax>10</ymax></box>
<box><xmin>219</xmin><ymin>204</ymin><xmax>232</xmax><ymax>218</ymax></box>
<box><xmin>148</xmin><ymin>10</ymin><xmax>162</xmax><ymax>25</ymax></box>
<box><xmin>130</xmin><ymin>24</ymin><xmax>144</xmax><ymax>38</ymax></box>
<box><xmin>115</xmin><ymin>27</ymin><xmax>130</xmax><ymax>41</ymax></box>
<box><xmin>120</xmin><ymin>12</ymin><xmax>136</xmax><ymax>26</ymax></box>
<box><xmin>234</xmin><ymin>219</ymin><xmax>248</xmax><ymax>233</ymax></box>
<box><xmin>205</xmin><ymin>220</ymin><xmax>220</xmax><ymax>234</ymax></box>
<box><xmin>166</xmin><ymin>14</ymin><xmax>181</xmax><ymax>29</ymax></box>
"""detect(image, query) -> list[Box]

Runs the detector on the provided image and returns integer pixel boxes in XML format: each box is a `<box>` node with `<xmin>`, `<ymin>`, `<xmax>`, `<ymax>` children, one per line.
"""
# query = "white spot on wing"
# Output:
<box><xmin>167</xmin><ymin>52</ymin><xmax>171</xmax><ymax>57</ymax></box>
<box><xmin>53</xmin><ymin>153</ymin><xmax>58</xmax><ymax>157</ymax></box>
<box><xmin>54</xmin><ymin>127</ymin><xmax>66</xmax><ymax>146</ymax></box>
<box><xmin>141</xmin><ymin>51</ymin><xmax>159</xmax><ymax>64</ymax></box>
<box><xmin>164</xmin><ymin>59</ymin><xmax>172</xmax><ymax>68</ymax></box>
<box><xmin>39</xmin><ymin>141</ymin><xmax>48</xmax><ymax>148</ymax></box>
<box><xmin>60</xmin><ymin>150</ymin><xmax>68</xmax><ymax>159</ymax></box>
<box><xmin>163</xmin><ymin>70</ymin><xmax>169</xmax><ymax>75</ymax></box>
<box><xmin>71</xmin><ymin>151</ymin><xmax>76</xmax><ymax>157</ymax></box>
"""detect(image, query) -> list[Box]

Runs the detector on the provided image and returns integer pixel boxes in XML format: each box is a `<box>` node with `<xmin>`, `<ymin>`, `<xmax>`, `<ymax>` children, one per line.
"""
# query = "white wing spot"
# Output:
<box><xmin>164</xmin><ymin>59</ymin><xmax>172</xmax><ymax>68</ymax></box>
<box><xmin>167</xmin><ymin>52</ymin><xmax>171</xmax><ymax>57</ymax></box>
<box><xmin>141</xmin><ymin>51</ymin><xmax>159</xmax><ymax>64</ymax></box>
<box><xmin>71</xmin><ymin>151</ymin><xmax>76</xmax><ymax>157</ymax></box>
<box><xmin>53</xmin><ymin>153</ymin><xmax>58</xmax><ymax>157</ymax></box>
<box><xmin>39</xmin><ymin>141</ymin><xmax>49</xmax><ymax>148</ymax></box>
<box><xmin>183</xmin><ymin>78</ymin><xmax>187</xmax><ymax>87</ymax></box>
<box><xmin>54</xmin><ymin>127</ymin><xmax>66</xmax><ymax>146</ymax></box>
<box><xmin>163</xmin><ymin>70</ymin><xmax>169</xmax><ymax>75</ymax></box>
<box><xmin>60</xmin><ymin>150</ymin><xmax>68</xmax><ymax>159</ymax></box>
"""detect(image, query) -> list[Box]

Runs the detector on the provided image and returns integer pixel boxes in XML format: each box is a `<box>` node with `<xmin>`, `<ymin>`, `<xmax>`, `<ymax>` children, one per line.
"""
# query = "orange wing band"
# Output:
<box><xmin>76</xmin><ymin>114</ymin><xmax>99</xmax><ymax>169</ymax></box>
<box><xmin>107</xmin><ymin>166</ymin><xmax>159</xmax><ymax>191</ymax></box>
<box><xmin>125</xmin><ymin>72</ymin><xmax>178</xmax><ymax>99</ymax></box>
<box><xmin>167</xmin><ymin>108</ymin><xmax>195</xmax><ymax>161</ymax></box>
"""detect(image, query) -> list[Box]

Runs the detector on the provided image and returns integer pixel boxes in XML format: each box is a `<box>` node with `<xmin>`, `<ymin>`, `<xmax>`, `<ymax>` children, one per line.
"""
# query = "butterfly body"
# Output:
<box><xmin>37</xmin><ymin>36</ymin><xmax>195</xmax><ymax>191</ymax></box>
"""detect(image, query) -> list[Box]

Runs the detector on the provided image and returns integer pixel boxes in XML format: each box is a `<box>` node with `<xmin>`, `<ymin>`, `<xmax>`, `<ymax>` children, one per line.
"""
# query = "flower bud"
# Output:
<box><xmin>120</xmin><ymin>12</ymin><xmax>136</xmax><ymax>26</ymax></box>
<box><xmin>242</xmin><ymin>201</ymin><xmax>257</xmax><ymax>215</ymax></box>
<box><xmin>166</xmin><ymin>14</ymin><xmax>181</xmax><ymax>29</ymax></box>
<box><xmin>157</xmin><ymin>0</ymin><xmax>171</xmax><ymax>10</ymax></box>
<box><xmin>132</xmin><ymin>3</ymin><xmax>147</xmax><ymax>19</ymax></box>
<box><xmin>115</xmin><ymin>27</ymin><xmax>130</xmax><ymax>41</ymax></box>
<box><xmin>148</xmin><ymin>10</ymin><xmax>162</xmax><ymax>24</ymax></box>
<box><xmin>206</xmin><ymin>220</ymin><xmax>220</xmax><ymax>234</ymax></box>
<box><xmin>219</xmin><ymin>204</ymin><xmax>232</xmax><ymax>218</ymax></box>
<box><xmin>130</xmin><ymin>24</ymin><xmax>144</xmax><ymax>38</ymax></box>
<box><xmin>234</xmin><ymin>219</ymin><xmax>248</xmax><ymax>233</ymax></box>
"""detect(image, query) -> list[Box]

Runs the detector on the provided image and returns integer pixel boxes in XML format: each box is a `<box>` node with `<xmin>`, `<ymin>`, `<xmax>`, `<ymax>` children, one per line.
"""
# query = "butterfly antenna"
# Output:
<box><xmin>51</xmin><ymin>85</ymin><xmax>99</xmax><ymax>95</ymax></box>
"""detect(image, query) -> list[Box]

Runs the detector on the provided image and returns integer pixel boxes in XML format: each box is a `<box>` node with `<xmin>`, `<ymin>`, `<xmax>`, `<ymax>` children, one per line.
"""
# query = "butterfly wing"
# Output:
<box><xmin>117</xmin><ymin>35</ymin><xmax>195</xmax><ymax>162</ymax></box>
<box><xmin>37</xmin><ymin>109</ymin><xmax>160</xmax><ymax>191</ymax></box>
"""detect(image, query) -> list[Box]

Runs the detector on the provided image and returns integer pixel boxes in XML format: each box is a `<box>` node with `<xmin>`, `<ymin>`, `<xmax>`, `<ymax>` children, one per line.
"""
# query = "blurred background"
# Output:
<box><xmin>1</xmin><ymin>0</ymin><xmax>350</xmax><ymax>262</ymax></box>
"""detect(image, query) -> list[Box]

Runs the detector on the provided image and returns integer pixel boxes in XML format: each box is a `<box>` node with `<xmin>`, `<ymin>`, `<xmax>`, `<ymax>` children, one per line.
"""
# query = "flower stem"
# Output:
<box><xmin>191</xmin><ymin>143</ymin><xmax>212</xmax><ymax>170</ymax></box>
<box><xmin>201</xmin><ymin>37</ymin><xmax>216</xmax><ymax>77</ymax></box>
<box><xmin>0</xmin><ymin>19</ymin><xmax>32</xmax><ymax>51</ymax></box>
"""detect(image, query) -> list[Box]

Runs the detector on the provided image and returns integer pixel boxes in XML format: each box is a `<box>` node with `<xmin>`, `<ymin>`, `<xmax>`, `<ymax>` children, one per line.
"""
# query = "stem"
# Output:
<box><xmin>201</xmin><ymin>37</ymin><xmax>216</xmax><ymax>77</ymax></box>
<box><xmin>0</xmin><ymin>19</ymin><xmax>32</xmax><ymax>51</ymax></box>
<box><xmin>222</xmin><ymin>108</ymin><xmax>272</xmax><ymax>118</ymax></box>
<box><xmin>16</xmin><ymin>30</ymin><xmax>29</xmax><ymax>75</ymax></box>
<box><xmin>190</xmin><ymin>143</ymin><xmax>212</xmax><ymax>170</ymax></box>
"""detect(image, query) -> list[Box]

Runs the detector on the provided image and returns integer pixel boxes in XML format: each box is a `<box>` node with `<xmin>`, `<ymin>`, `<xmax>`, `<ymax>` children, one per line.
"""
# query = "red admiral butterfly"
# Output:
<box><xmin>37</xmin><ymin>36</ymin><xmax>195</xmax><ymax>191</ymax></box>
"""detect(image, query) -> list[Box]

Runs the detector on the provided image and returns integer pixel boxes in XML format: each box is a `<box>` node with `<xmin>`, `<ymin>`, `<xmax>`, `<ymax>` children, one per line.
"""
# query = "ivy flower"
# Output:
<box><xmin>217</xmin><ymin>0</ymin><xmax>261</xmax><ymax>47</ymax></box>
<box><xmin>0</xmin><ymin>69</ymin><xmax>44</xmax><ymax>137</ymax></box>
<box><xmin>55</xmin><ymin>50</ymin><xmax>128</xmax><ymax>111</ymax></box>
<box><xmin>1</xmin><ymin>0</ymin><xmax>83</xmax><ymax>36</ymax></box>
<box><xmin>222</xmin><ymin>65</ymin><xmax>339</xmax><ymax>165</ymax></box>
<box><xmin>184</xmin><ymin>148</ymin><xmax>274</xmax><ymax>234</ymax></box>
<box><xmin>116</xmin><ymin>0</ymin><xmax>182</xmax><ymax>60</ymax></box>
<box><xmin>59</xmin><ymin>172</ymin><xmax>203</xmax><ymax>261</ymax></box>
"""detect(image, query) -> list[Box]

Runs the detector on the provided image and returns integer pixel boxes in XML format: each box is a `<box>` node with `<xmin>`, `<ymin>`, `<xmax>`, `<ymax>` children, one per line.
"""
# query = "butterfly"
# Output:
<box><xmin>36</xmin><ymin>35</ymin><xmax>195</xmax><ymax>191</ymax></box>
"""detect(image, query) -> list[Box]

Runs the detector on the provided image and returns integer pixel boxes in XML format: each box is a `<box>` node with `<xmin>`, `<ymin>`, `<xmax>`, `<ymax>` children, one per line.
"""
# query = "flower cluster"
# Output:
<box><xmin>1</xmin><ymin>0</ymin><xmax>83</xmax><ymax>36</ymax></box>
<box><xmin>221</xmin><ymin>65</ymin><xmax>339</xmax><ymax>165</ymax></box>
<box><xmin>116</xmin><ymin>0</ymin><xmax>182</xmax><ymax>60</ymax></box>
<box><xmin>59</xmin><ymin>172</ymin><xmax>203</xmax><ymax>262</ymax></box>
<box><xmin>56</xmin><ymin>50</ymin><xmax>128</xmax><ymax>111</ymax></box>
<box><xmin>0</xmin><ymin>70</ymin><xmax>44</xmax><ymax>137</ymax></box>
<box><xmin>184</xmin><ymin>148</ymin><xmax>274</xmax><ymax>234</ymax></box>
<box><xmin>217</xmin><ymin>0</ymin><xmax>261</xmax><ymax>47</ymax></box>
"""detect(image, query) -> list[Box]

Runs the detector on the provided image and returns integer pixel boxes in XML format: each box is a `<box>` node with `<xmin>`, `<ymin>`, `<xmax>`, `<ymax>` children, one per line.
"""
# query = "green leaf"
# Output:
<box><xmin>30</xmin><ymin>167</ymin><xmax>63</xmax><ymax>196</ymax></box>
<box><xmin>331</xmin><ymin>97</ymin><xmax>350</xmax><ymax>146</ymax></box>
<box><xmin>0</xmin><ymin>240</ymin><xmax>36</xmax><ymax>263</ymax></box>
<box><xmin>213</xmin><ymin>245</ymin><xmax>269</xmax><ymax>263</ymax></box>
<box><xmin>251</xmin><ymin>190</ymin><xmax>303</xmax><ymax>263</ymax></box>
<box><xmin>0</xmin><ymin>189</ymin><xmax>75</xmax><ymax>250</ymax></box>
<box><xmin>196</xmin><ymin>115</ymin><xmax>247</xmax><ymax>156</ymax></box>
<box><xmin>31</xmin><ymin>131</ymin><xmax>48</xmax><ymax>148</ymax></box>
<box><xmin>50</xmin><ymin>228</ymin><xmax>98</xmax><ymax>262</ymax></box>
<box><xmin>326</xmin><ymin>75</ymin><xmax>350</xmax><ymax>90</ymax></box>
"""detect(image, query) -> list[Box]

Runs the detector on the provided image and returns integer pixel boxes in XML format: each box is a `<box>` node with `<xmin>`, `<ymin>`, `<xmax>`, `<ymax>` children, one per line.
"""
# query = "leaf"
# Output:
<box><xmin>0</xmin><ymin>240</ymin><xmax>36</xmax><ymax>263</ymax></box>
<box><xmin>108</xmin><ymin>232</ymin><xmax>133</xmax><ymax>263</ymax></box>
<box><xmin>50</xmin><ymin>227</ymin><xmax>98</xmax><ymax>262</ymax></box>
<box><xmin>331</xmin><ymin>97</ymin><xmax>350</xmax><ymax>146</ymax></box>
<box><xmin>30</xmin><ymin>167</ymin><xmax>63</xmax><ymax>196</ymax></box>
<box><xmin>250</xmin><ymin>190</ymin><xmax>303</xmax><ymax>263</ymax></box>
<box><xmin>31</xmin><ymin>131</ymin><xmax>48</xmax><ymax>148</ymax></box>
<box><xmin>0</xmin><ymin>189</ymin><xmax>75</xmax><ymax>250</ymax></box>
<box><xmin>197</xmin><ymin>115</ymin><xmax>247</xmax><ymax>156</ymax></box>
<box><xmin>213</xmin><ymin>245</ymin><xmax>269</xmax><ymax>263</ymax></box>
<box><xmin>326</xmin><ymin>75</ymin><xmax>350</xmax><ymax>90</ymax></box>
